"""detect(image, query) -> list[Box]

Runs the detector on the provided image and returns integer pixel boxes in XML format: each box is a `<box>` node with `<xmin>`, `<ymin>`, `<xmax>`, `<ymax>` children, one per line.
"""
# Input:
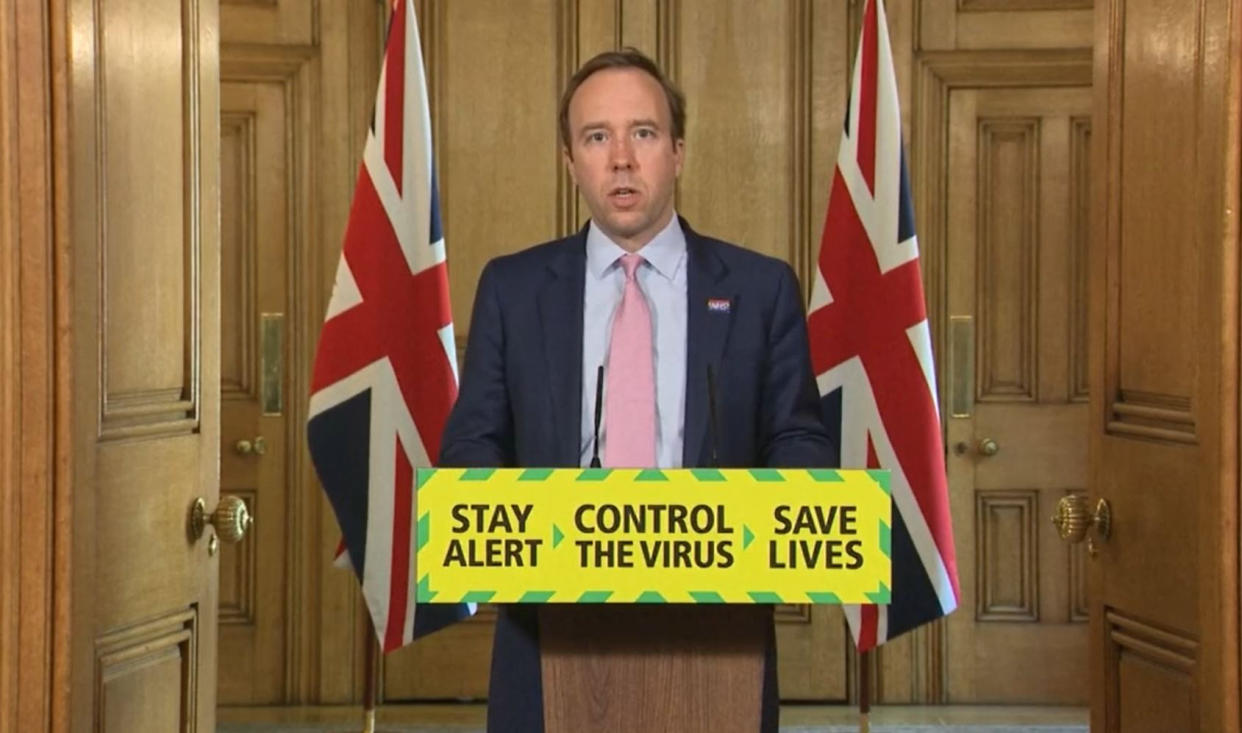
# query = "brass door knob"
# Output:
<box><xmin>189</xmin><ymin>495</ymin><xmax>254</xmax><ymax>545</ymax></box>
<box><xmin>234</xmin><ymin>436</ymin><xmax>267</xmax><ymax>456</ymax></box>
<box><xmin>1051</xmin><ymin>495</ymin><xmax>1111</xmax><ymax>553</ymax></box>
<box><xmin>977</xmin><ymin>438</ymin><xmax>999</xmax><ymax>456</ymax></box>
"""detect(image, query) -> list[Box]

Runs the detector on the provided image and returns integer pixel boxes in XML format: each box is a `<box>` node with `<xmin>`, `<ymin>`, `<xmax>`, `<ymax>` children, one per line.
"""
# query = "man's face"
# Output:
<box><xmin>564</xmin><ymin>68</ymin><xmax>684</xmax><ymax>252</ymax></box>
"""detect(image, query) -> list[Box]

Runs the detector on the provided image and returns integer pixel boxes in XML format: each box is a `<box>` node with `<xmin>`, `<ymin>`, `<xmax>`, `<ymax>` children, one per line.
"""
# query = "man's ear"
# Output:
<box><xmin>562</xmin><ymin>146</ymin><xmax>576</xmax><ymax>184</ymax></box>
<box><xmin>673</xmin><ymin>138</ymin><xmax>685</xmax><ymax>177</ymax></box>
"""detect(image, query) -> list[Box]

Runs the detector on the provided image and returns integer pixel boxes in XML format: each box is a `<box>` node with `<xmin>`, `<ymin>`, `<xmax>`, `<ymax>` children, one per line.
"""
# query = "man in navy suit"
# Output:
<box><xmin>440</xmin><ymin>47</ymin><xmax>837</xmax><ymax>733</ymax></box>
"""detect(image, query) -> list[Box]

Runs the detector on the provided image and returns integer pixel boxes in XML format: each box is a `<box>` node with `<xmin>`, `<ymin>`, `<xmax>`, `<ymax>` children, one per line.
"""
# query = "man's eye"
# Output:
<box><xmin>635</xmin><ymin>129</ymin><xmax>655</xmax><ymax>139</ymax></box>
<box><xmin>587</xmin><ymin>132</ymin><xmax>606</xmax><ymax>143</ymax></box>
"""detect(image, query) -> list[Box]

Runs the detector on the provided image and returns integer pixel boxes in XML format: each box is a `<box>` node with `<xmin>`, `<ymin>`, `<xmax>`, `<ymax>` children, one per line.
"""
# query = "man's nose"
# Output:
<box><xmin>609</xmin><ymin>138</ymin><xmax>635</xmax><ymax>169</ymax></box>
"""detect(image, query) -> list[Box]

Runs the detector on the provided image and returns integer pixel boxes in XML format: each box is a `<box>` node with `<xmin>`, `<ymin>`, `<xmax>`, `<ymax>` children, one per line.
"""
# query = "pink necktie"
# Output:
<box><xmin>604</xmin><ymin>253</ymin><xmax>656</xmax><ymax>468</ymax></box>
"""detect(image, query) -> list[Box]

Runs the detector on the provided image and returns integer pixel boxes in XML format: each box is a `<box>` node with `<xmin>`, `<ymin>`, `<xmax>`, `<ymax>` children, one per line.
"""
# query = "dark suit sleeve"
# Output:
<box><xmin>439</xmin><ymin>260</ymin><xmax>515</xmax><ymax>467</ymax></box>
<box><xmin>759</xmin><ymin>263</ymin><xmax>839</xmax><ymax>469</ymax></box>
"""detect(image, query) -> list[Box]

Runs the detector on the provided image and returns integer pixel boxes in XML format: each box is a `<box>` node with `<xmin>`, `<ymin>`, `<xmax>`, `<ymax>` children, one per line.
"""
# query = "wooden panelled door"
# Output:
<box><xmin>64</xmin><ymin>0</ymin><xmax>228</xmax><ymax>730</ymax></box>
<box><xmin>218</xmin><ymin>47</ymin><xmax>308</xmax><ymax>705</ymax></box>
<box><xmin>943</xmin><ymin>83</ymin><xmax>1093</xmax><ymax>702</ymax></box>
<box><xmin>1087</xmin><ymin>0</ymin><xmax>1241</xmax><ymax>730</ymax></box>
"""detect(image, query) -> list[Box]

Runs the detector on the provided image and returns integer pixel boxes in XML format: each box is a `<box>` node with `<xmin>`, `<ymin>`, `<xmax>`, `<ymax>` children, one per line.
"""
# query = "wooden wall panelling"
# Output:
<box><xmin>435</xmin><ymin>0</ymin><xmax>565</xmax><ymax>337</ymax></box>
<box><xmin>556</xmin><ymin>0</ymin><xmax>580</xmax><ymax>235</ymax></box>
<box><xmin>220</xmin><ymin>0</ymin><xmax>314</xmax><ymax>47</ymax></box>
<box><xmin>919</xmin><ymin>0</ymin><xmax>1093</xmax><ymax>51</ymax></box>
<box><xmin>673</xmin><ymin>0</ymin><xmax>805</xmax><ymax>264</ymax></box>
<box><xmin>310</xmin><ymin>0</ymin><xmax>386</xmax><ymax>705</ymax></box>
<box><xmin>0</xmin><ymin>1</ymin><xmax>68</xmax><ymax>731</ymax></box>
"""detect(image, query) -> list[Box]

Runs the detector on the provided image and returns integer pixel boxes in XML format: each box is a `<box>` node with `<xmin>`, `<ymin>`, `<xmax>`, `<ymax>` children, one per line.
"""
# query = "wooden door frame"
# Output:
<box><xmin>899</xmin><ymin>47</ymin><xmax>1090</xmax><ymax>704</ymax></box>
<box><xmin>0</xmin><ymin>2</ymin><xmax>73</xmax><ymax>733</ymax></box>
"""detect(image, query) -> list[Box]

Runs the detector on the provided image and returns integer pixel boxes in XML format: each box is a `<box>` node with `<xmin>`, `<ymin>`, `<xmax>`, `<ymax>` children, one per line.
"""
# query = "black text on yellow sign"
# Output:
<box><xmin>416</xmin><ymin>468</ymin><xmax>891</xmax><ymax>605</ymax></box>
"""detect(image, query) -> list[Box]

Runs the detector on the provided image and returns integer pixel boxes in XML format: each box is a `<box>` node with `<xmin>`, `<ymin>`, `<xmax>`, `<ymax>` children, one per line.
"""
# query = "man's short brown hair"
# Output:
<box><xmin>558</xmin><ymin>47</ymin><xmax>686</xmax><ymax>152</ymax></box>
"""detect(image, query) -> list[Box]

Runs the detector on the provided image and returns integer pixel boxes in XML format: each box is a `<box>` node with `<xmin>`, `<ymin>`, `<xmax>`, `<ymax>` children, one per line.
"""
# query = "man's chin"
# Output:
<box><xmin>597</xmin><ymin>215</ymin><xmax>649</xmax><ymax>241</ymax></box>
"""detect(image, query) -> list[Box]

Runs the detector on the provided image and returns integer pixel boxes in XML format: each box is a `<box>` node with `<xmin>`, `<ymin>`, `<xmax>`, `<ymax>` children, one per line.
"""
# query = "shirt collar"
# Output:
<box><xmin>585</xmin><ymin>213</ymin><xmax>687</xmax><ymax>282</ymax></box>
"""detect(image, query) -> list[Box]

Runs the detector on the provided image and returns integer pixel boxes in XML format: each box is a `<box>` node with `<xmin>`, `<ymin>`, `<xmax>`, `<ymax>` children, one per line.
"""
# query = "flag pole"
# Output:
<box><xmin>859</xmin><ymin>649</ymin><xmax>871</xmax><ymax>733</ymax></box>
<box><xmin>362</xmin><ymin>615</ymin><xmax>379</xmax><ymax>733</ymax></box>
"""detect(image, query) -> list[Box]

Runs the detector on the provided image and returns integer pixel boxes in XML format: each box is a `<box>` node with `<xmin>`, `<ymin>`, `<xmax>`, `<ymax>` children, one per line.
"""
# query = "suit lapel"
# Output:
<box><xmin>683</xmin><ymin>225</ymin><xmax>734</xmax><ymax>468</ymax></box>
<box><xmin>537</xmin><ymin>230</ymin><xmax>587</xmax><ymax>466</ymax></box>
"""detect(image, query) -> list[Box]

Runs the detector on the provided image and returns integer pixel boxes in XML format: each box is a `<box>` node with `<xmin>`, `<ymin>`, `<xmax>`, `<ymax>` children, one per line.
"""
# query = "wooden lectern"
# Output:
<box><xmin>538</xmin><ymin>604</ymin><xmax>769</xmax><ymax>732</ymax></box>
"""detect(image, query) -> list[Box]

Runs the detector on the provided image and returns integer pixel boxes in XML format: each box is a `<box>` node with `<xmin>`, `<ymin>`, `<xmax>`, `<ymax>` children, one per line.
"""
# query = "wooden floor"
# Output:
<box><xmin>219</xmin><ymin>704</ymin><xmax>1088</xmax><ymax>732</ymax></box>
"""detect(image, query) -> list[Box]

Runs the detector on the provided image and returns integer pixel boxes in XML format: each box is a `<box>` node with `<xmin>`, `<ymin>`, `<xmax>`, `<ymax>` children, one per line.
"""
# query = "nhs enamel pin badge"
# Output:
<box><xmin>707</xmin><ymin>297</ymin><xmax>731</xmax><ymax>313</ymax></box>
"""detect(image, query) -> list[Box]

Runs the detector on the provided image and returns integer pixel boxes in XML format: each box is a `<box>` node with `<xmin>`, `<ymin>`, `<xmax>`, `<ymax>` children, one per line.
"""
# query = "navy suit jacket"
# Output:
<box><xmin>442</xmin><ymin>219</ymin><xmax>835</xmax><ymax>470</ymax></box>
<box><xmin>439</xmin><ymin>219</ymin><xmax>837</xmax><ymax>732</ymax></box>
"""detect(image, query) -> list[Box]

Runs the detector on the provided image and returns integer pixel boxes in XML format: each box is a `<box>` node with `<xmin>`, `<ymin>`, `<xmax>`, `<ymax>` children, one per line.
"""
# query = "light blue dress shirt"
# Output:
<box><xmin>579</xmin><ymin>215</ymin><xmax>688</xmax><ymax>468</ymax></box>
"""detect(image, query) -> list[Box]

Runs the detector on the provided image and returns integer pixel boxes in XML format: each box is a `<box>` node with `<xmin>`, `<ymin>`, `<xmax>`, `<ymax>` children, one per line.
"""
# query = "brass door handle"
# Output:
<box><xmin>1051</xmin><ymin>495</ymin><xmax>1111</xmax><ymax>555</ymax></box>
<box><xmin>189</xmin><ymin>495</ymin><xmax>254</xmax><ymax>545</ymax></box>
<box><xmin>234</xmin><ymin>436</ymin><xmax>267</xmax><ymax>456</ymax></box>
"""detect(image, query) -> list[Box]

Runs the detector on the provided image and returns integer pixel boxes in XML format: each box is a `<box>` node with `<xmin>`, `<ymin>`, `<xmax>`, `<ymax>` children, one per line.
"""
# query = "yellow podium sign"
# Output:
<box><xmin>415</xmin><ymin>468</ymin><xmax>890</xmax><ymax>604</ymax></box>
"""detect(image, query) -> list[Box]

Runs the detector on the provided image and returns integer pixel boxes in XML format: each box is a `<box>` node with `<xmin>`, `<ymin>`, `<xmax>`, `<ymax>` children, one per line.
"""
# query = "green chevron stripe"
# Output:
<box><xmin>578</xmin><ymin>590</ymin><xmax>614</xmax><ymax>602</ymax></box>
<box><xmin>519</xmin><ymin>590</ymin><xmax>555</xmax><ymax>603</ymax></box>
<box><xmin>743</xmin><ymin>525</ymin><xmax>755</xmax><ymax>550</ymax></box>
<box><xmin>552</xmin><ymin>524</ymin><xmax>565</xmax><ymax>548</ymax></box>
<box><xmin>866</xmin><ymin>582</ymin><xmax>891</xmax><ymax>604</ymax></box>
<box><xmin>636</xmin><ymin>591</ymin><xmax>667</xmax><ymax>603</ymax></box>
<box><xmin>691</xmin><ymin>468</ymin><xmax>726</xmax><ymax>481</ymax></box>
<box><xmin>576</xmin><ymin>468</ymin><xmax>613</xmax><ymax>481</ymax></box>
<box><xmin>807</xmin><ymin>591</ymin><xmax>842</xmax><ymax>604</ymax></box>
<box><xmin>635</xmin><ymin>469</ymin><xmax>668</xmax><ymax>481</ymax></box>
<box><xmin>748</xmin><ymin>468</ymin><xmax>783</xmax><ymax>482</ymax></box>
<box><xmin>868</xmin><ymin>469</ymin><xmax>892</xmax><ymax>495</ymax></box>
<box><xmin>416</xmin><ymin>512</ymin><xmax>430</xmax><ymax>551</ymax></box>
<box><xmin>518</xmin><ymin>468</ymin><xmax>554</xmax><ymax>481</ymax></box>
<box><xmin>416</xmin><ymin>468</ymin><xmax>437</xmax><ymax>487</ymax></box>
<box><xmin>748</xmin><ymin>591</ymin><xmax>783</xmax><ymax>603</ymax></box>
<box><xmin>808</xmin><ymin>469</ymin><xmax>844</xmax><ymax>482</ymax></box>
<box><xmin>690</xmin><ymin>591</ymin><xmax>725</xmax><ymax>603</ymax></box>
<box><xmin>462</xmin><ymin>590</ymin><xmax>496</xmax><ymax>603</ymax></box>
<box><xmin>879</xmin><ymin>520</ymin><xmax>892</xmax><ymax>558</ymax></box>
<box><xmin>417</xmin><ymin>574</ymin><xmax>437</xmax><ymax>602</ymax></box>
<box><xmin>461</xmin><ymin>468</ymin><xmax>496</xmax><ymax>481</ymax></box>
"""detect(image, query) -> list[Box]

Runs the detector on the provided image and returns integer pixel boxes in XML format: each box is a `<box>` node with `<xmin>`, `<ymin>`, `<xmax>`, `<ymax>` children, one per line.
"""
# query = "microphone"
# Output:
<box><xmin>590</xmin><ymin>365</ymin><xmax>604</xmax><ymax>468</ymax></box>
<box><xmin>706</xmin><ymin>364</ymin><xmax>720</xmax><ymax>468</ymax></box>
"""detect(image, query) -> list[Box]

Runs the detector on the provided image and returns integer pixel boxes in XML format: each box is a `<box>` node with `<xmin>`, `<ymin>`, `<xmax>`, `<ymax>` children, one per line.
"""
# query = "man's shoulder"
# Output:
<box><xmin>484</xmin><ymin>234</ymin><xmax>582</xmax><ymax>278</ymax></box>
<box><xmin>692</xmin><ymin>231</ymin><xmax>795</xmax><ymax>281</ymax></box>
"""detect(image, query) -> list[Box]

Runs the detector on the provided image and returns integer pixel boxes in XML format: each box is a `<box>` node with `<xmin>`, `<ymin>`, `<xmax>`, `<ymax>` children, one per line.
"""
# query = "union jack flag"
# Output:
<box><xmin>308</xmin><ymin>0</ymin><xmax>474</xmax><ymax>653</ymax></box>
<box><xmin>808</xmin><ymin>0</ymin><xmax>960</xmax><ymax>652</ymax></box>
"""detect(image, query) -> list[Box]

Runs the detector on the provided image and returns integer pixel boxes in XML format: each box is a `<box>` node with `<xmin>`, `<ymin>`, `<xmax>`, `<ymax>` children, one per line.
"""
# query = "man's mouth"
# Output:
<box><xmin>609</xmin><ymin>186</ymin><xmax>639</xmax><ymax>206</ymax></box>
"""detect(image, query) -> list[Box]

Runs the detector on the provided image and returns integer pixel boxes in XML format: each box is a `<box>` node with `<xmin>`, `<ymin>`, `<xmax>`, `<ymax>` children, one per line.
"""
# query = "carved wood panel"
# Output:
<box><xmin>97</xmin><ymin>0</ymin><xmax>201</xmax><ymax>441</ymax></box>
<box><xmin>977</xmin><ymin>118</ymin><xmax>1040</xmax><ymax>403</ymax></box>
<box><xmin>975</xmin><ymin>490</ymin><xmax>1038</xmax><ymax>621</ymax></box>
<box><xmin>1104</xmin><ymin>611</ymin><xmax>1198</xmax><ymax>732</ymax></box>
<box><xmin>96</xmin><ymin>611</ymin><xmax>198</xmax><ymax>733</ymax></box>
